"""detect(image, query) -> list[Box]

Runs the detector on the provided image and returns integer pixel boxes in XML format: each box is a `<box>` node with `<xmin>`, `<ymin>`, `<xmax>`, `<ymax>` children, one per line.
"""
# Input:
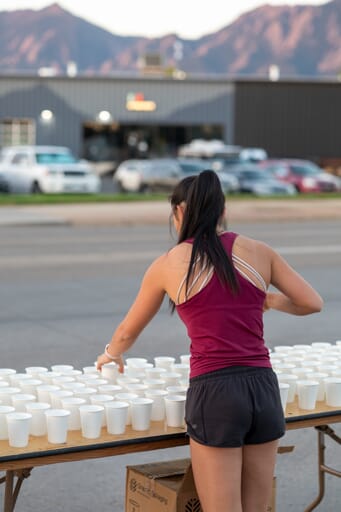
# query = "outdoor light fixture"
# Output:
<box><xmin>40</xmin><ymin>109</ymin><xmax>54</xmax><ymax>122</ymax></box>
<box><xmin>97</xmin><ymin>110</ymin><xmax>112</xmax><ymax>123</ymax></box>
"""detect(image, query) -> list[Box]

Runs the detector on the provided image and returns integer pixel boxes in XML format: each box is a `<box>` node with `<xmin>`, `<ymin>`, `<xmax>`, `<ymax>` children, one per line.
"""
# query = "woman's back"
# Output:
<box><xmin>162</xmin><ymin>231</ymin><xmax>272</xmax><ymax>378</ymax></box>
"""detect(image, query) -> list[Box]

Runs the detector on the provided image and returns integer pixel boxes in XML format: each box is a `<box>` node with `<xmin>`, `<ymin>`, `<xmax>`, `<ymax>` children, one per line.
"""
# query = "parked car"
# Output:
<box><xmin>114</xmin><ymin>159</ymin><xmax>182</xmax><ymax>193</ymax></box>
<box><xmin>233</xmin><ymin>165</ymin><xmax>297</xmax><ymax>196</ymax></box>
<box><xmin>0</xmin><ymin>145</ymin><xmax>101</xmax><ymax>194</ymax></box>
<box><xmin>239</xmin><ymin>147</ymin><xmax>268</xmax><ymax>163</ymax></box>
<box><xmin>176</xmin><ymin>158</ymin><xmax>239</xmax><ymax>193</ymax></box>
<box><xmin>259</xmin><ymin>159</ymin><xmax>341</xmax><ymax>193</ymax></box>
<box><xmin>178</xmin><ymin>139</ymin><xmax>242</xmax><ymax>159</ymax></box>
<box><xmin>0</xmin><ymin>171</ymin><xmax>9</xmax><ymax>193</ymax></box>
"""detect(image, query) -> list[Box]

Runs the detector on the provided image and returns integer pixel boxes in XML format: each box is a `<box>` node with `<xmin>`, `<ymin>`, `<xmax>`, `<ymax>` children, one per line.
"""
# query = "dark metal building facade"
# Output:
<box><xmin>0</xmin><ymin>74</ymin><xmax>340</xmax><ymax>163</ymax></box>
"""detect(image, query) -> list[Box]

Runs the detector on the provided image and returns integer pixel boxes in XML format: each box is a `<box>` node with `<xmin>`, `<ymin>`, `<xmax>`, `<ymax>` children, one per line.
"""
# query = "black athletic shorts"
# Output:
<box><xmin>185</xmin><ymin>366</ymin><xmax>286</xmax><ymax>447</ymax></box>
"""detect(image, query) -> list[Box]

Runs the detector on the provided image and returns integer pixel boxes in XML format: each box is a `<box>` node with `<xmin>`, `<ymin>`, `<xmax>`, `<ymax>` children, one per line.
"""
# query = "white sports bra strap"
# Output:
<box><xmin>232</xmin><ymin>254</ymin><xmax>267</xmax><ymax>292</ymax></box>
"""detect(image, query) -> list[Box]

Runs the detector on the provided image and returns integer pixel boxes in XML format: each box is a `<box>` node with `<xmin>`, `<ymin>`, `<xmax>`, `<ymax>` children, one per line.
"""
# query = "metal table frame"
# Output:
<box><xmin>0</xmin><ymin>410</ymin><xmax>340</xmax><ymax>512</ymax></box>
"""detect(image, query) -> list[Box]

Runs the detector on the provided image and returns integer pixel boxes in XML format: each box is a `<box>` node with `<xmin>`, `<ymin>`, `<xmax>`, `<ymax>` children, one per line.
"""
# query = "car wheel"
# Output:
<box><xmin>31</xmin><ymin>181</ymin><xmax>42</xmax><ymax>194</ymax></box>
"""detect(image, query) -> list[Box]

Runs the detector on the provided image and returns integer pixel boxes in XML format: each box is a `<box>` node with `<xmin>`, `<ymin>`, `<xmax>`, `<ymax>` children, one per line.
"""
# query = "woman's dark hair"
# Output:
<box><xmin>169</xmin><ymin>170</ymin><xmax>239</xmax><ymax>309</ymax></box>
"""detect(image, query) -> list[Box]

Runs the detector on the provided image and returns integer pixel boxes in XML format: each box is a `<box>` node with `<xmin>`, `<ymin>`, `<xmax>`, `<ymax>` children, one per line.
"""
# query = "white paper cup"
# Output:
<box><xmin>0</xmin><ymin>381</ymin><xmax>9</xmax><ymax>388</ymax></box>
<box><xmin>164</xmin><ymin>395</ymin><xmax>186</xmax><ymax>427</ymax></box>
<box><xmin>116</xmin><ymin>377</ymin><xmax>140</xmax><ymax>389</ymax></box>
<box><xmin>274</xmin><ymin>363</ymin><xmax>296</xmax><ymax>372</ymax></box>
<box><xmin>12</xmin><ymin>393</ymin><xmax>36</xmax><ymax>412</ymax></box>
<box><xmin>180</xmin><ymin>354</ymin><xmax>191</xmax><ymax>365</ymax></box>
<box><xmin>25</xmin><ymin>402</ymin><xmax>50</xmax><ymax>436</ymax></box>
<box><xmin>101</xmin><ymin>363</ymin><xmax>119</xmax><ymax>383</ymax></box>
<box><xmin>293</xmin><ymin>344</ymin><xmax>312</xmax><ymax>351</ymax></box>
<box><xmin>273</xmin><ymin>346</ymin><xmax>294</xmax><ymax>353</ymax></box>
<box><xmin>124</xmin><ymin>383</ymin><xmax>149</xmax><ymax>397</ymax></box>
<box><xmin>276</xmin><ymin>373</ymin><xmax>298</xmax><ymax>402</ymax></box>
<box><xmin>0</xmin><ymin>405</ymin><xmax>15</xmax><ymax>440</ymax></box>
<box><xmin>62</xmin><ymin>382</ymin><xmax>86</xmax><ymax>391</ymax></box>
<box><xmin>50</xmin><ymin>389</ymin><xmax>74</xmax><ymax>409</ymax></box>
<box><xmin>145</xmin><ymin>389</ymin><xmax>168</xmax><ymax>421</ymax></box>
<box><xmin>90</xmin><ymin>394</ymin><xmax>114</xmax><ymax>426</ymax></box>
<box><xmin>73</xmin><ymin>387</ymin><xmax>97</xmax><ymax>403</ymax></box>
<box><xmin>77</xmin><ymin>374</ymin><xmax>100</xmax><ymax>384</ymax></box>
<box><xmin>37</xmin><ymin>385</ymin><xmax>61</xmax><ymax>403</ymax></box>
<box><xmin>105</xmin><ymin>401</ymin><xmax>129</xmax><ymax>435</ymax></box>
<box><xmin>19</xmin><ymin>379</ymin><xmax>43</xmax><ymax>396</ymax></box>
<box><xmin>125</xmin><ymin>368</ymin><xmax>147</xmax><ymax>379</ymax></box>
<box><xmin>291</xmin><ymin>368</ymin><xmax>313</xmax><ymax>379</ymax></box>
<box><xmin>125</xmin><ymin>358</ymin><xmax>148</xmax><ymax>368</ymax></box>
<box><xmin>9</xmin><ymin>373</ymin><xmax>32</xmax><ymax>385</ymax></box>
<box><xmin>83</xmin><ymin>366</ymin><xmax>100</xmax><ymax>375</ymax></box>
<box><xmin>144</xmin><ymin>367</ymin><xmax>166</xmax><ymax>379</ymax></box>
<box><xmin>79</xmin><ymin>404</ymin><xmax>104</xmax><ymax>439</ymax></box>
<box><xmin>51</xmin><ymin>365</ymin><xmax>74</xmax><ymax>373</ymax></box>
<box><xmin>25</xmin><ymin>366</ymin><xmax>48</xmax><ymax>378</ymax></box>
<box><xmin>278</xmin><ymin>383</ymin><xmax>289</xmax><ymax>412</ymax></box>
<box><xmin>331</xmin><ymin>369</ymin><xmax>341</xmax><ymax>378</ymax></box>
<box><xmin>143</xmin><ymin>379</ymin><xmax>167</xmax><ymax>389</ymax></box>
<box><xmin>171</xmin><ymin>364</ymin><xmax>190</xmax><ymax>379</ymax></box>
<box><xmin>306</xmin><ymin>373</ymin><xmax>328</xmax><ymax>401</ymax></box>
<box><xmin>52</xmin><ymin>376</ymin><xmax>76</xmax><ymax>386</ymax></box>
<box><xmin>318</xmin><ymin>365</ymin><xmax>338</xmax><ymax>376</ymax></box>
<box><xmin>38</xmin><ymin>371</ymin><xmax>61</xmax><ymax>384</ymax></box>
<box><xmin>61</xmin><ymin>397</ymin><xmax>86</xmax><ymax>430</ymax></box>
<box><xmin>154</xmin><ymin>356</ymin><xmax>176</xmax><ymax>370</ymax></box>
<box><xmin>0</xmin><ymin>369</ymin><xmax>16</xmax><ymax>383</ymax></box>
<box><xmin>89</xmin><ymin>379</ymin><xmax>109</xmax><ymax>388</ymax></box>
<box><xmin>130</xmin><ymin>398</ymin><xmax>153</xmax><ymax>431</ymax></box>
<box><xmin>45</xmin><ymin>409</ymin><xmax>70</xmax><ymax>444</ymax></box>
<box><xmin>0</xmin><ymin>387</ymin><xmax>21</xmax><ymax>406</ymax></box>
<box><xmin>114</xmin><ymin>392</ymin><xmax>139</xmax><ymax>425</ymax></box>
<box><xmin>300</xmin><ymin>360</ymin><xmax>320</xmax><ymax>369</ymax></box>
<box><xmin>97</xmin><ymin>384</ymin><xmax>123</xmax><ymax>397</ymax></box>
<box><xmin>6</xmin><ymin>412</ymin><xmax>32</xmax><ymax>447</ymax></box>
<box><xmin>312</xmin><ymin>342</ymin><xmax>332</xmax><ymax>350</ymax></box>
<box><xmin>324</xmin><ymin>377</ymin><xmax>341</xmax><ymax>407</ymax></box>
<box><xmin>161</xmin><ymin>373</ymin><xmax>182</xmax><ymax>386</ymax></box>
<box><xmin>297</xmin><ymin>380</ymin><xmax>319</xmax><ymax>410</ymax></box>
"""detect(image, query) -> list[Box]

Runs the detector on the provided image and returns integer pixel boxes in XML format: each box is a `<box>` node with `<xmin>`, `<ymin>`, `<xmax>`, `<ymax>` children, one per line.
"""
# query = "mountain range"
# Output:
<box><xmin>1</xmin><ymin>1</ymin><xmax>341</xmax><ymax>78</ymax></box>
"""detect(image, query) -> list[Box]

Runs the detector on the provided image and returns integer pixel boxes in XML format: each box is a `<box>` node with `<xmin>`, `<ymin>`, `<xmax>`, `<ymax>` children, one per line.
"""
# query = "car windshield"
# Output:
<box><xmin>290</xmin><ymin>164</ymin><xmax>320</xmax><ymax>176</ymax></box>
<box><xmin>241</xmin><ymin>170</ymin><xmax>272</xmax><ymax>181</ymax></box>
<box><xmin>178</xmin><ymin>162</ymin><xmax>207</xmax><ymax>174</ymax></box>
<box><xmin>36</xmin><ymin>152</ymin><xmax>78</xmax><ymax>164</ymax></box>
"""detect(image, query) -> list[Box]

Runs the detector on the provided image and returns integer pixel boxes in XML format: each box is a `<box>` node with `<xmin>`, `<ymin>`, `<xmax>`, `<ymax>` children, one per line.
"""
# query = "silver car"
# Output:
<box><xmin>0</xmin><ymin>145</ymin><xmax>101</xmax><ymax>194</ymax></box>
<box><xmin>114</xmin><ymin>159</ymin><xmax>182</xmax><ymax>193</ymax></box>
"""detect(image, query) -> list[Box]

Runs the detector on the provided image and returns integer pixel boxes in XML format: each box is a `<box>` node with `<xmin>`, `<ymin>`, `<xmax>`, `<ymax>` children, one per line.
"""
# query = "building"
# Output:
<box><xmin>0</xmin><ymin>74</ymin><xmax>340</xmax><ymax>169</ymax></box>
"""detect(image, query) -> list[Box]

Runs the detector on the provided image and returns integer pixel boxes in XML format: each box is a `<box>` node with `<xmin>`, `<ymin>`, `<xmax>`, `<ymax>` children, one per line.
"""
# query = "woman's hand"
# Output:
<box><xmin>96</xmin><ymin>352</ymin><xmax>124</xmax><ymax>373</ymax></box>
<box><xmin>263</xmin><ymin>292</ymin><xmax>276</xmax><ymax>312</ymax></box>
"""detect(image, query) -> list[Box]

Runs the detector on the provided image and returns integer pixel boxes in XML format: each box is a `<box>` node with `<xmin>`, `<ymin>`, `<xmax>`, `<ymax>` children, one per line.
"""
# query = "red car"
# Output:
<box><xmin>259</xmin><ymin>159</ymin><xmax>340</xmax><ymax>193</ymax></box>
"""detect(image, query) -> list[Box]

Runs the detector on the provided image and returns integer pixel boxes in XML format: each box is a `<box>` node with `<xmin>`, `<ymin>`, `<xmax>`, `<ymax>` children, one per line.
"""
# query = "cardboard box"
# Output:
<box><xmin>126</xmin><ymin>458</ymin><xmax>276</xmax><ymax>512</ymax></box>
<box><xmin>125</xmin><ymin>458</ymin><xmax>202</xmax><ymax>512</ymax></box>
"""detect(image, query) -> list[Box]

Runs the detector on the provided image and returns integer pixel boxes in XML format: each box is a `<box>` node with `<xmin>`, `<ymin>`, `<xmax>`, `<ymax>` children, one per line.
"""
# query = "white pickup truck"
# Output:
<box><xmin>0</xmin><ymin>145</ymin><xmax>101</xmax><ymax>194</ymax></box>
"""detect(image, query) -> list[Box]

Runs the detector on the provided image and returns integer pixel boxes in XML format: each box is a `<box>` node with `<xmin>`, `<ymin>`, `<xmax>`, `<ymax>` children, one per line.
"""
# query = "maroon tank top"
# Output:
<box><xmin>176</xmin><ymin>232</ymin><xmax>271</xmax><ymax>378</ymax></box>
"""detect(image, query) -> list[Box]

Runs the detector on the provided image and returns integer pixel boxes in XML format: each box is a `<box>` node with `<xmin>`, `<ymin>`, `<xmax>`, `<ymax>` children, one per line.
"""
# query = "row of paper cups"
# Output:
<box><xmin>278</xmin><ymin>376</ymin><xmax>341</xmax><ymax>411</ymax></box>
<box><xmin>0</xmin><ymin>391</ymin><xmax>187</xmax><ymax>448</ymax></box>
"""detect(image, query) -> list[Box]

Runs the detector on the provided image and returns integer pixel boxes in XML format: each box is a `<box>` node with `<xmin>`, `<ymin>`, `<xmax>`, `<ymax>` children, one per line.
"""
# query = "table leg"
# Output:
<box><xmin>2</xmin><ymin>469</ymin><xmax>32</xmax><ymax>512</ymax></box>
<box><xmin>304</xmin><ymin>425</ymin><xmax>341</xmax><ymax>512</ymax></box>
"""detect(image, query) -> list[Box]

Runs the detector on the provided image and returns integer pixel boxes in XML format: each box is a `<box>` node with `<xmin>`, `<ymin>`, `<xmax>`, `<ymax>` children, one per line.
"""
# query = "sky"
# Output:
<box><xmin>1</xmin><ymin>0</ymin><xmax>329</xmax><ymax>38</ymax></box>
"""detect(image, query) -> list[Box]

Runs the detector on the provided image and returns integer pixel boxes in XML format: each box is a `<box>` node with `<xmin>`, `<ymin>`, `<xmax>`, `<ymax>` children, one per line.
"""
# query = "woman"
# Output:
<box><xmin>97</xmin><ymin>170</ymin><xmax>323</xmax><ymax>512</ymax></box>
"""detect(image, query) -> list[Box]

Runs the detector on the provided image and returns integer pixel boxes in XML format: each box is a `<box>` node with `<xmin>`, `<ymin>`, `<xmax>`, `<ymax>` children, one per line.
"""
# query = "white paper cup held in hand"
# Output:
<box><xmin>45</xmin><ymin>409</ymin><xmax>70</xmax><ymax>444</ymax></box>
<box><xmin>164</xmin><ymin>395</ymin><xmax>186</xmax><ymax>427</ymax></box>
<box><xmin>0</xmin><ymin>405</ymin><xmax>15</xmax><ymax>440</ymax></box>
<box><xmin>6</xmin><ymin>412</ymin><xmax>32</xmax><ymax>447</ymax></box>
<box><xmin>101</xmin><ymin>363</ymin><xmax>118</xmax><ymax>383</ymax></box>
<box><xmin>130</xmin><ymin>398</ymin><xmax>153</xmax><ymax>431</ymax></box>
<box><xmin>297</xmin><ymin>380</ymin><xmax>319</xmax><ymax>410</ymax></box>
<box><xmin>79</xmin><ymin>404</ymin><xmax>104</xmax><ymax>439</ymax></box>
<box><xmin>25</xmin><ymin>402</ymin><xmax>50</xmax><ymax>436</ymax></box>
<box><xmin>105</xmin><ymin>401</ymin><xmax>129</xmax><ymax>435</ymax></box>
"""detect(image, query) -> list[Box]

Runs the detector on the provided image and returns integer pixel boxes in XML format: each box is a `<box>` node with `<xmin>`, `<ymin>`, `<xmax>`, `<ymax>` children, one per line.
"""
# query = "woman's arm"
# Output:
<box><xmin>264</xmin><ymin>245</ymin><xmax>323</xmax><ymax>316</ymax></box>
<box><xmin>96</xmin><ymin>255</ymin><xmax>167</xmax><ymax>371</ymax></box>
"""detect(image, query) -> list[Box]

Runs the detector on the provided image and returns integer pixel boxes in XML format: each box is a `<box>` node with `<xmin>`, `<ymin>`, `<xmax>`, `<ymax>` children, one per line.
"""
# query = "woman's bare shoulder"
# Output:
<box><xmin>233</xmin><ymin>233</ymin><xmax>272</xmax><ymax>255</ymax></box>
